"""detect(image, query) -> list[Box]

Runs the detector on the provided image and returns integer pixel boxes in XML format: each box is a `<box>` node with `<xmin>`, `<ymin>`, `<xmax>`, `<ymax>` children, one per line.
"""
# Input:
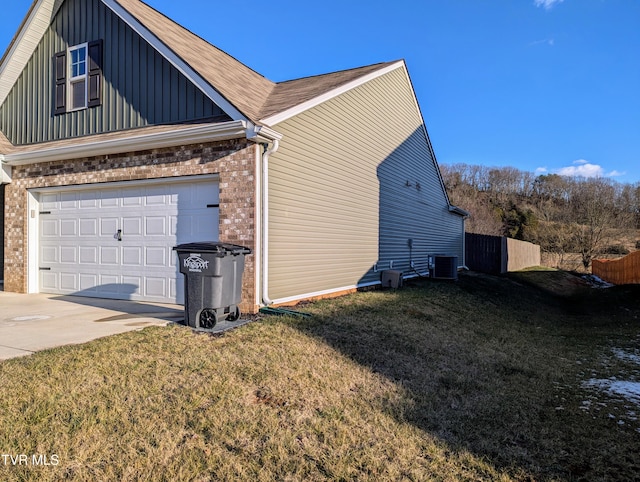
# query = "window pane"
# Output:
<box><xmin>71</xmin><ymin>79</ymin><xmax>86</xmax><ymax>109</ymax></box>
<box><xmin>70</xmin><ymin>46</ymin><xmax>87</xmax><ymax>78</ymax></box>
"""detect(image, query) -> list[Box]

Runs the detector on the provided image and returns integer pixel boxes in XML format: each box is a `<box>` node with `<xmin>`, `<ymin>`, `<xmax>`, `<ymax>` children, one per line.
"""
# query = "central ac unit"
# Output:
<box><xmin>432</xmin><ymin>255</ymin><xmax>458</xmax><ymax>280</ymax></box>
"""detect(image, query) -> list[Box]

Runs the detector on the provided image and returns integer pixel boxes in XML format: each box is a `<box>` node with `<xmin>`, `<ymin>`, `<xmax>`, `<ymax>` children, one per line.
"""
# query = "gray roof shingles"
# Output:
<box><xmin>0</xmin><ymin>0</ymin><xmax>396</xmax><ymax>154</ymax></box>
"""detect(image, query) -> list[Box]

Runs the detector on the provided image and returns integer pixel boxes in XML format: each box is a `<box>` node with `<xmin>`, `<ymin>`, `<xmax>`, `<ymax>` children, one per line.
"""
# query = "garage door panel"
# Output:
<box><xmin>79</xmin><ymin>218</ymin><xmax>97</xmax><ymax>236</ymax></box>
<box><xmin>79</xmin><ymin>246</ymin><xmax>98</xmax><ymax>264</ymax></box>
<box><xmin>60</xmin><ymin>219</ymin><xmax>77</xmax><ymax>236</ymax></box>
<box><xmin>145</xmin><ymin>216</ymin><xmax>166</xmax><ymax>236</ymax></box>
<box><xmin>145</xmin><ymin>277</ymin><xmax>167</xmax><ymax>298</ymax></box>
<box><xmin>79</xmin><ymin>274</ymin><xmax>98</xmax><ymax>291</ymax></box>
<box><xmin>59</xmin><ymin>193</ymin><xmax>78</xmax><ymax>210</ymax></box>
<box><xmin>41</xmin><ymin>219</ymin><xmax>58</xmax><ymax>236</ymax></box>
<box><xmin>145</xmin><ymin>247</ymin><xmax>166</xmax><ymax>266</ymax></box>
<box><xmin>37</xmin><ymin>178</ymin><xmax>218</xmax><ymax>303</ymax></box>
<box><xmin>122</xmin><ymin>217</ymin><xmax>142</xmax><ymax>236</ymax></box>
<box><xmin>60</xmin><ymin>273</ymin><xmax>77</xmax><ymax>291</ymax></box>
<box><xmin>100</xmin><ymin>218</ymin><xmax>119</xmax><ymax>236</ymax></box>
<box><xmin>41</xmin><ymin>246</ymin><xmax>58</xmax><ymax>263</ymax></box>
<box><xmin>122</xmin><ymin>194</ymin><xmax>142</xmax><ymax>207</ymax></box>
<box><xmin>121</xmin><ymin>277</ymin><xmax>141</xmax><ymax>296</ymax></box>
<box><xmin>60</xmin><ymin>247</ymin><xmax>77</xmax><ymax>264</ymax></box>
<box><xmin>100</xmin><ymin>246</ymin><xmax>119</xmax><ymax>265</ymax></box>
<box><xmin>122</xmin><ymin>247</ymin><xmax>142</xmax><ymax>266</ymax></box>
<box><xmin>100</xmin><ymin>195</ymin><xmax>119</xmax><ymax>208</ymax></box>
<box><xmin>41</xmin><ymin>272</ymin><xmax>57</xmax><ymax>290</ymax></box>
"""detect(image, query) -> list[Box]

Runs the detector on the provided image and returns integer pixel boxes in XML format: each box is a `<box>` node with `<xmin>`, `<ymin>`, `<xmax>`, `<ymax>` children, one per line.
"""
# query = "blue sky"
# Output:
<box><xmin>3</xmin><ymin>0</ymin><xmax>639</xmax><ymax>183</ymax></box>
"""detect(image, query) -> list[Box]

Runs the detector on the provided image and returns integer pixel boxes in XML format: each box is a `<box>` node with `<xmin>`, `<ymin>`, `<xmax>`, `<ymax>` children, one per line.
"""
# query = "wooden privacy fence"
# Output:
<box><xmin>592</xmin><ymin>251</ymin><xmax>640</xmax><ymax>285</ymax></box>
<box><xmin>466</xmin><ymin>233</ymin><xmax>541</xmax><ymax>274</ymax></box>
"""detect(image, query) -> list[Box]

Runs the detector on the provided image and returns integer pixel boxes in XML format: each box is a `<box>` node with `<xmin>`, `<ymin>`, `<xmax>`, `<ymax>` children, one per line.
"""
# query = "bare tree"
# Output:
<box><xmin>570</xmin><ymin>178</ymin><xmax>635</xmax><ymax>269</ymax></box>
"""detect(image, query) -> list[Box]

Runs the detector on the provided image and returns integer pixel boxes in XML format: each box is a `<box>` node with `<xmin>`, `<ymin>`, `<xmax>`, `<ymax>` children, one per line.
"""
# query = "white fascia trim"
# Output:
<box><xmin>260</xmin><ymin>60</ymin><xmax>406</xmax><ymax>126</ymax></box>
<box><xmin>3</xmin><ymin>120</ymin><xmax>248</xmax><ymax>166</ymax></box>
<box><xmin>268</xmin><ymin>280</ymin><xmax>381</xmax><ymax>307</ymax></box>
<box><xmin>0</xmin><ymin>0</ymin><xmax>58</xmax><ymax>105</ymax></box>
<box><xmin>246</xmin><ymin>124</ymin><xmax>283</xmax><ymax>143</ymax></box>
<box><xmin>101</xmin><ymin>0</ymin><xmax>248</xmax><ymax>124</ymax></box>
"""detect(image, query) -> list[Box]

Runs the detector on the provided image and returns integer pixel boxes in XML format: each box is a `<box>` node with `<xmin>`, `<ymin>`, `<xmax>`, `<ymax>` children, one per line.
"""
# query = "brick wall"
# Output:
<box><xmin>3</xmin><ymin>138</ymin><xmax>259</xmax><ymax>313</ymax></box>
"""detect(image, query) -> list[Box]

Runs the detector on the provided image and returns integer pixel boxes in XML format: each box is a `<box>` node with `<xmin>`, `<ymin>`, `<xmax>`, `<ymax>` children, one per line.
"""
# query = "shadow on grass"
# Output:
<box><xmin>289</xmin><ymin>271</ymin><xmax>640</xmax><ymax>481</ymax></box>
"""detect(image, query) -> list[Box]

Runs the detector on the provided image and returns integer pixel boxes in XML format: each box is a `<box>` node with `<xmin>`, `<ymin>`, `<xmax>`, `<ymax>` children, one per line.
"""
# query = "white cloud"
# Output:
<box><xmin>534</xmin><ymin>0</ymin><xmax>564</xmax><ymax>10</ymax></box>
<box><xmin>556</xmin><ymin>163</ymin><xmax>603</xmax><ymax>178</ymax></box>
<box><xmin>529</xmin><ymin>38</ymin><xmax>555</xmax><ymax>47</ymax></box>
<box><xmin>535</xmin><ymin>167</ymin><xmax>548</xmax><ymax>175</ymax></box>
<box><xmin>607</xmin><ymin>170</ymin><xmax>626</xmax><ymax>177</ymax></box>
<box><xmin>553</xmin><ymin>160</ymin><xmax>623</xmax><ymax>179</ymax></box>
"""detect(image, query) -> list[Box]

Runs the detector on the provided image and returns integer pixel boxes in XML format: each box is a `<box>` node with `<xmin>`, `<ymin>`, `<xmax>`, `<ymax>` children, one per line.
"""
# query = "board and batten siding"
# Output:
<box><xmin>267</xmin><ymin>65</ymin><xmax>464</xmax><ymax>302</ymax></box>
<box><xmin>0</xmin><ymin>0</ymin><xmax>225</xmax><ymax>146</ymax></box>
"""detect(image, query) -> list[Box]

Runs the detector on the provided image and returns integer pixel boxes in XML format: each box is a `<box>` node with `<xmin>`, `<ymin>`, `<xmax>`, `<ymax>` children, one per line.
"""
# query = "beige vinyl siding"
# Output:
<box><xmin>267</xmin><ymin>65</ymin><xmax>463</xmax><ymax>301</ymax></box>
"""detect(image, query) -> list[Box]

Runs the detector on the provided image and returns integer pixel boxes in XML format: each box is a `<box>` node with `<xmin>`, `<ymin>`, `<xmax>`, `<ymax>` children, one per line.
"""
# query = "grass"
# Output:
<box><xmin>1</xmin><ymin>271</ymin><xmax>639</xmax><ymax>481</ymax></box>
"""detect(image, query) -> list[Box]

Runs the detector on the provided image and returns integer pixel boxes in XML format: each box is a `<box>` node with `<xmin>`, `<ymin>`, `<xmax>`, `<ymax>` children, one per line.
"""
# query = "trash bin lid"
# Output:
<box><xmin>173</xmin><ymin>242</ymin><xmax>252</xmax><ymax>255</ymax></box>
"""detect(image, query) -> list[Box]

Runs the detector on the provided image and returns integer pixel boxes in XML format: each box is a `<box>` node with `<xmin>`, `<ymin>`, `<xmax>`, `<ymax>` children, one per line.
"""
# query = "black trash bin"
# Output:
<box><xmin>174</xmin><ymin>242</ymin><xmax>252</xmax><ymax>330</ymax></box>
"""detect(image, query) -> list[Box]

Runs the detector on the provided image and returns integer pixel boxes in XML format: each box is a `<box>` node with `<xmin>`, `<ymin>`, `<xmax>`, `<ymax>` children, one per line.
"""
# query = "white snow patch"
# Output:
<box><xmin>612</xmin><ymin>348</ymin><xmax>640</xmax><ymax>365</ymax></box>
<box><xmin>581</xmin><ymin>274</ymin><xmax>614</xmax><ymax>288</ymax></box>
<box><xmin>585</xmin><ymin>379</ymin><xmax>640</xmax><ymax>404</ymax></box>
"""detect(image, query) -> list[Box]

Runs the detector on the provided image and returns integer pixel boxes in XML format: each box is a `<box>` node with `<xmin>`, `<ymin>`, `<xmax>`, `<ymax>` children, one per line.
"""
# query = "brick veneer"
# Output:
<box><xmin>3</xmin><ymin>138</ymin><xmax>259</xmax><ymax>313</ymax></box>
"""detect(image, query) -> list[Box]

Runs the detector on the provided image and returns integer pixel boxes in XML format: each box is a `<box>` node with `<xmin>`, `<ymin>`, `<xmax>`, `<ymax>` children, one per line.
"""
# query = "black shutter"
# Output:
<box><xmin>54</xmin><ymin>51</ymin><xmax>66</xmax><ymax>115</ymax></box>
<box><xmin>87</xmin><ymin>39</ymin><xmax>103</xmax><ymax>107</ymax></box>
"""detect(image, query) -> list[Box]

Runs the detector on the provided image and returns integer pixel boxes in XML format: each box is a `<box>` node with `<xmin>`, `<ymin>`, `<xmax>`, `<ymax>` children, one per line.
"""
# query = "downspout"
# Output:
<box><xmin>260</xmin><ymin>139</ymin><xmax>279</xmax><ymax>305</ymax></box>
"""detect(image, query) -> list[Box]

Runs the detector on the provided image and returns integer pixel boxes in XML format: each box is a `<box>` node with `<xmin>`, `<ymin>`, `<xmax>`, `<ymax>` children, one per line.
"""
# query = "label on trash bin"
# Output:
<box><xmin>184</xmin><ymin>253</ymin><xmax>210</xmax><ymax>273</ymax></box>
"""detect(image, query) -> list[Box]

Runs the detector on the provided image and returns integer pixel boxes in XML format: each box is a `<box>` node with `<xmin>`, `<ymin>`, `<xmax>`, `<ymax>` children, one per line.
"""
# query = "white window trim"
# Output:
<box><xmin>68</xmin><ymin>42</ymin><xmax>88</xmax><ymax>111</ymax></box>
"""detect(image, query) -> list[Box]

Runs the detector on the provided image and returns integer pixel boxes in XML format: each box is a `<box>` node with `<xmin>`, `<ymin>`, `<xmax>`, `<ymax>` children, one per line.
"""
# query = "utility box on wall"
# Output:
<box><xmin>381</xmin><ymin>270</ymin><xmax>404</xmax><ymax>289</ymax></box>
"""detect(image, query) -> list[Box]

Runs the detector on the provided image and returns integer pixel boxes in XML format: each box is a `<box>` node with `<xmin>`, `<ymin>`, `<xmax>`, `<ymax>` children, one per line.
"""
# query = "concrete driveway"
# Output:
<box><xmin>0</xmin><ymin>288</ymin><xmax>185</xmax><ymax>360</ymax></box>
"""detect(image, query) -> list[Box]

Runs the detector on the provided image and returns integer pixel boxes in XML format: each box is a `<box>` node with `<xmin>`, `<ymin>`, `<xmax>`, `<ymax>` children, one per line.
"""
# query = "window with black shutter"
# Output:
<box><xmin>54</xmin><ymin>40</ymin><xmax>103</xmax><ymax>114</ymax></box>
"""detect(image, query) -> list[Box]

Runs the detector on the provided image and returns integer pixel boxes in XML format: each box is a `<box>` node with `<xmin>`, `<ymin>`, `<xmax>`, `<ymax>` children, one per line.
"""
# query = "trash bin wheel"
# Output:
<box><xmin>199</xmin><ymin>309</ymin><xmax>218</xmax><ymax>329</ymax></box>
<box><xmin>227</xmin><ymin>306</ymin><xmax>241</xmax><ymax>322</ymax></box>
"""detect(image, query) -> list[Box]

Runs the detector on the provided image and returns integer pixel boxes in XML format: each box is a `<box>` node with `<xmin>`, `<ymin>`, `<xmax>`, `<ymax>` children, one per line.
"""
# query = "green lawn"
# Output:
<box><xmin>1</xmin><ymin>271</ymin><xmax>639</xmax><ymax>481</ymax></box>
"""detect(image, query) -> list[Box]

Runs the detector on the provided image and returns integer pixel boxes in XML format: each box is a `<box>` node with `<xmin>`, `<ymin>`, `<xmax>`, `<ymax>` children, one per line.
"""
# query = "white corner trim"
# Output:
<box><xmin>101</xmin><ymin>0</ymin><xmax>247</xmax><ymax>123</ymax></box>
<box><xmin>3</xmin><ymin>120</ymin><xmax>248</xmax><ymax>166</ymax></box>
<box><xmin>260</xmin><ymin>60</ymin><xmax>405</xmax><ymax>127</ymax></box>
<box><xmin>27</xmin><ymin>191</ymin><xmax>40</xmax><ymax>294</ymax></box>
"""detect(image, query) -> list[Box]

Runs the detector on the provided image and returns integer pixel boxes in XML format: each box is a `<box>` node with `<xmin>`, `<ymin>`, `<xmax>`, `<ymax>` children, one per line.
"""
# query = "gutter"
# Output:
<box><xmin>2</xmin><ymin>120</ymin><xmax>249</xmax><ymax>166</ymax></box>
<box><xmin>449</xmin><ymin>205</ymin><xmax>470</xmax><ymax>218</ymax></box>
<box><xmin>247</xmin><ymin>126</ymin><xmax>282</xmax><ymax>306</ymax></box>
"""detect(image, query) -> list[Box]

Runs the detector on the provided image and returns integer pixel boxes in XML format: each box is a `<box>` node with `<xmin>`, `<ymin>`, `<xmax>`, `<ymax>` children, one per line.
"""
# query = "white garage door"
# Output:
<box><xmin>37</xmin><ymin>177</ymin><xmax>219</xmax><ymax>303</ymax></box>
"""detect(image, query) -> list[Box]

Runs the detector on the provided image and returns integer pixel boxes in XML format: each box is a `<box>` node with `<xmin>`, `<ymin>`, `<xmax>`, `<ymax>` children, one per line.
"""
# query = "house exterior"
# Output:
<box><xmin>0</xmin><ymin>0</ymin><xmax>466</xmax><ymax>314</ymax></box>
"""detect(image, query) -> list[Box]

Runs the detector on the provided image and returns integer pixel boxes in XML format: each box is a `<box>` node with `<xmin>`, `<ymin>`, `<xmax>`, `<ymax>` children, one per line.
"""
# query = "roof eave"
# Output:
<box><xmin>2</xmin><ymin>120</ymin><xmax>249</xmax><ymax>167</ymax></box>
<box><xmin>259</xmin><ymin>60</ymin><xmax>406</xmax><ymax>126</ymax></box>
<box><xmin>449</xmin><ymin>205</ymin><xmax>470</xmax><ymax>218</ymax></box>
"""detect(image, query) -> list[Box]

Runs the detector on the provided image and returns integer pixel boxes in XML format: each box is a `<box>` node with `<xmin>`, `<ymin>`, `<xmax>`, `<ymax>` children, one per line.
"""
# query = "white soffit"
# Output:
<box><xmin>0</xmin><ymin>0</ymin><xmax>64</xmax><ymax>105</ymax></box>
<box><xmin>260</xmin><ymin>60</ymin><xmax>405</xmax><ymax>127</ymax></box>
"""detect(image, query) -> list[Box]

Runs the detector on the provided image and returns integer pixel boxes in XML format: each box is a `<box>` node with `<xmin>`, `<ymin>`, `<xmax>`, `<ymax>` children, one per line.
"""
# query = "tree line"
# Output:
<box><xmin>440</xmin><ymin>163</ymin><xmax>640</xmax><ymax>269</ymax></box>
